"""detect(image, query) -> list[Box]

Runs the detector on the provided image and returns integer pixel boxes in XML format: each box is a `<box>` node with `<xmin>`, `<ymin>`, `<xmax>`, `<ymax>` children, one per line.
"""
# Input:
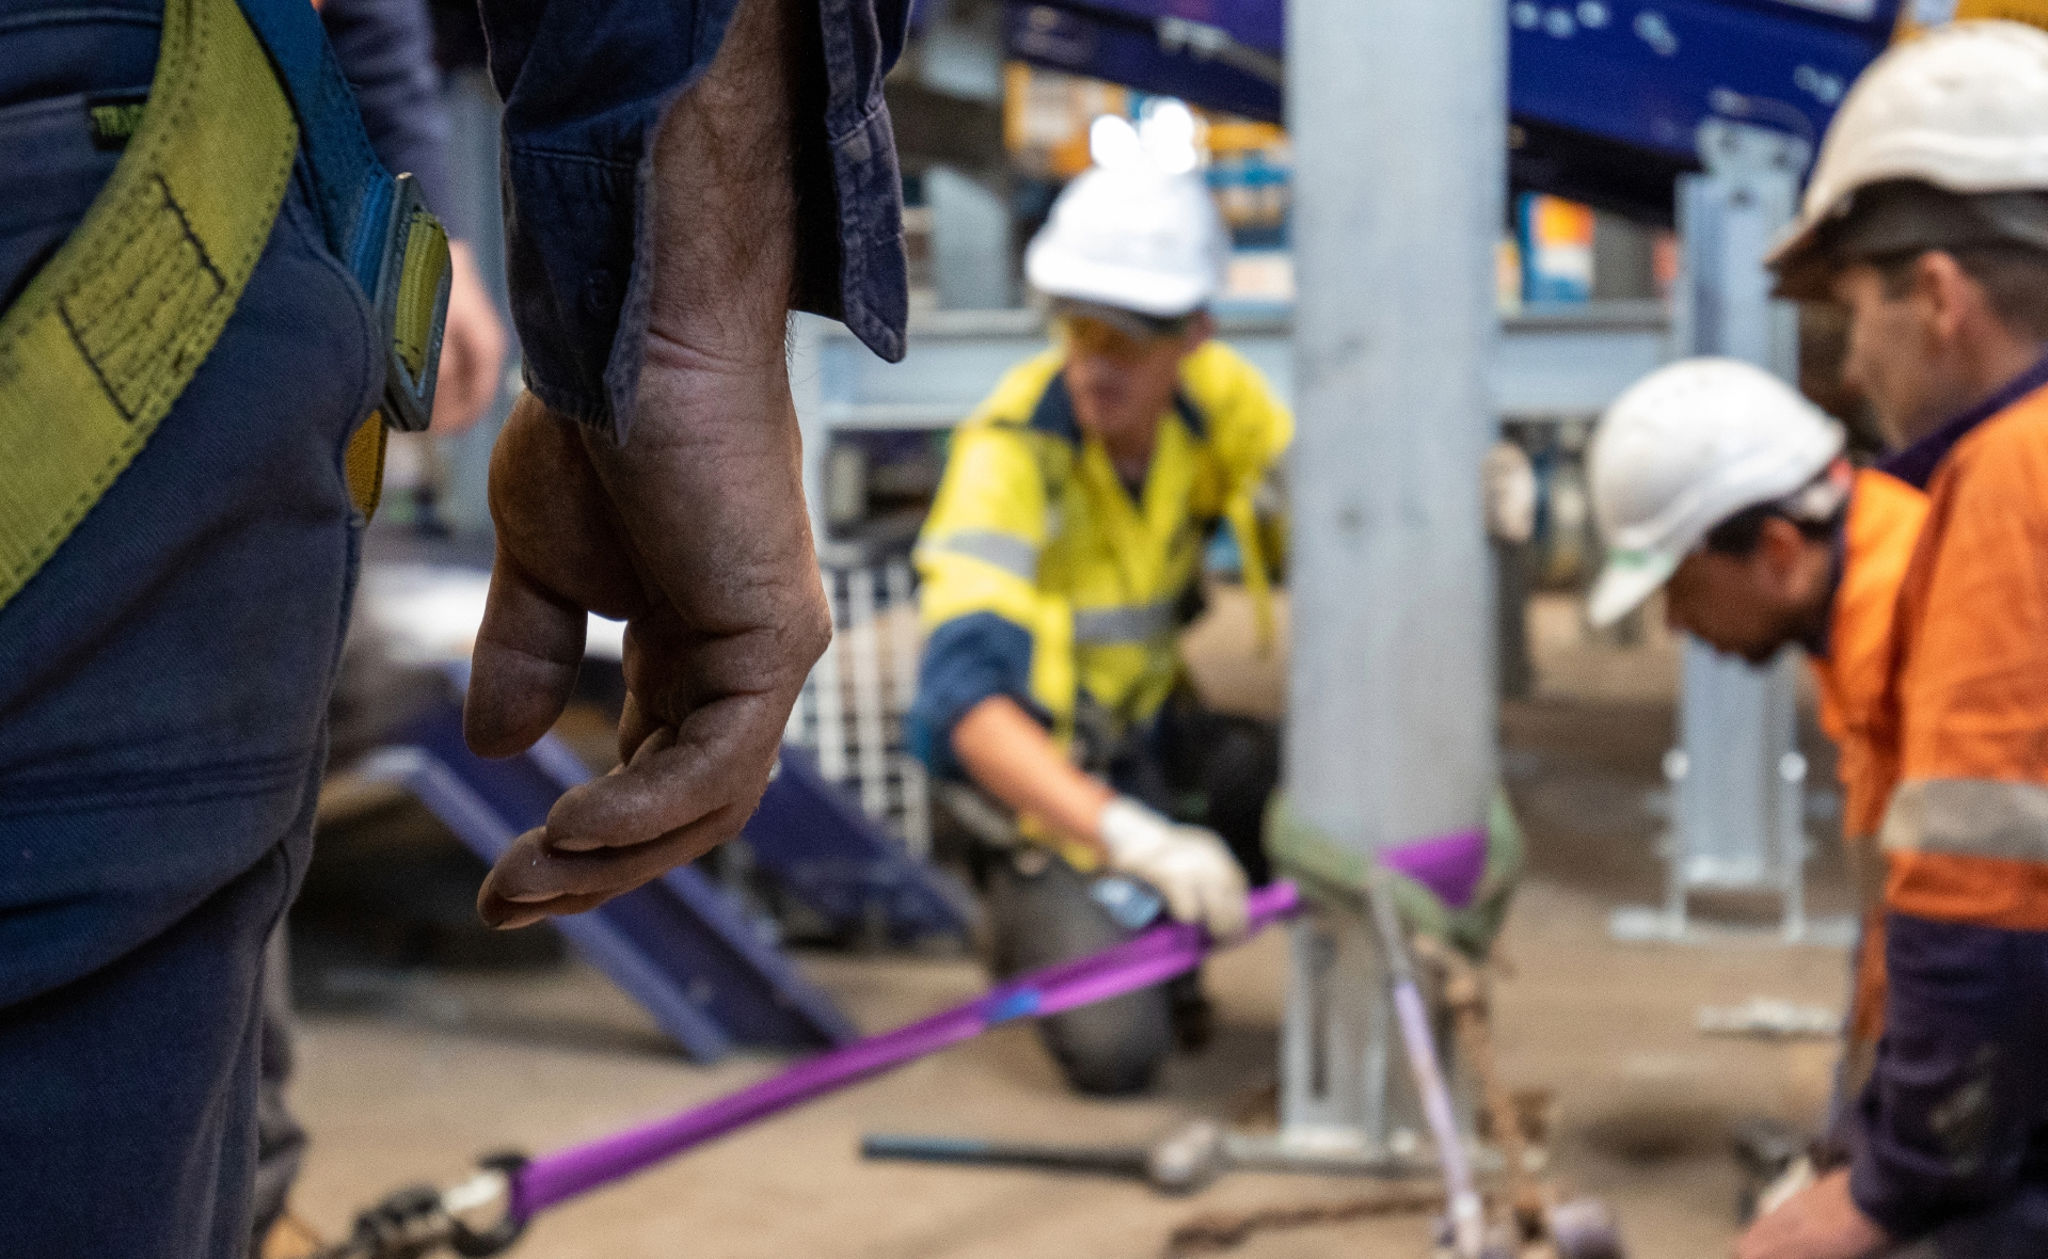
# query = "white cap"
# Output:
<box><xmin>1024</xmin><ymin>162</ymin><xmax>1229</xmax><ymax>318</ymax></box>
<box><xmin>1586</xmin><ymin>359</ymin><xmax>1845</xmax><ymax>628</ymax></box>
<box><xmin>1770</xmin><ymin>20</ymin><xmax>2048</xmax><ymax>273</ymax></box>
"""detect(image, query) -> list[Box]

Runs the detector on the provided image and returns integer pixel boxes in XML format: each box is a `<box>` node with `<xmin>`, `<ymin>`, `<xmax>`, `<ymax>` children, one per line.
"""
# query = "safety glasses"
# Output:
<box><xmin>1054</xmin><ymin>312</ymin><xmax>1191</xmax><ymax>364</ymax></box>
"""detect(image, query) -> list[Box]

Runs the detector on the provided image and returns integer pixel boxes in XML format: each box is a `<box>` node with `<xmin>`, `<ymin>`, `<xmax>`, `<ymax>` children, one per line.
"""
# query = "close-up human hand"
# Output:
<box><xmin>464</xmin><ymin>384</ymin><xmax>829</xmax><ymax>929</ymax></box>
<box><xmin>461</xmin><ymin>0</ymin><xmax>821</xmax><ymax>929</ymax></box>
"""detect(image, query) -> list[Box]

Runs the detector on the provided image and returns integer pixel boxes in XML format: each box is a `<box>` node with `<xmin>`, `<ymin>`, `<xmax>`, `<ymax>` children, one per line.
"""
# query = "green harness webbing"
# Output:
<box><xmin>0</xmin><ymin>0</ymin><xmax>298</xmax><ymax>612</ymax></box>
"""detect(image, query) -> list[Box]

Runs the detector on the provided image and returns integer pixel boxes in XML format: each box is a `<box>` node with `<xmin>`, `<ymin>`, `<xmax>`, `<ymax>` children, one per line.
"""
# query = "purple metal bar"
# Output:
<box><xmin>511</xmin><ymin>881</ymin><xmax>1303</xmax><ymax>1219</ymax></box>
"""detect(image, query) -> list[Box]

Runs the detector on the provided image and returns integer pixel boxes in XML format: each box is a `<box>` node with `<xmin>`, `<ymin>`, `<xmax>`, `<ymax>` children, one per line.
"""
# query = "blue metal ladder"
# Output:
<box><xmin>357</xmin><ymin>700</ymin><xmax>858</xmax><ymax>1062</ymax></box>
<box><xmin>743</xmin><ymin>745</ymin><xmax>979</xmax><ymax>948</ymax></box>
<box><xmin>357</xmin><ymin>697</ymin><xmax>978</xmax><ymax>1061</ymax></box>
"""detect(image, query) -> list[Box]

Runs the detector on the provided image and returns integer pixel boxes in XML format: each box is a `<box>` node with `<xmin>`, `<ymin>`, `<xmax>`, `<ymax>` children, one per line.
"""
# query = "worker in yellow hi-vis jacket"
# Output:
<box><xmin>909</xmin><ymin>160</ymin><xmax>1292</xmax><ymax>1095</ymax></box>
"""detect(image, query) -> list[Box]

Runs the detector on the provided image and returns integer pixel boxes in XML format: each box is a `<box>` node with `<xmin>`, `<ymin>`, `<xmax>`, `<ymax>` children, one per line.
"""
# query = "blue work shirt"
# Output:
<box><xmin>479</xmin><ymin>0</ymin><xmax>912</xmax><ymax>437</ymax></box>
<box><xmin>321</xmin><ymin>0</ymin><xmax>452</xmax><ymax>222</ymax></box>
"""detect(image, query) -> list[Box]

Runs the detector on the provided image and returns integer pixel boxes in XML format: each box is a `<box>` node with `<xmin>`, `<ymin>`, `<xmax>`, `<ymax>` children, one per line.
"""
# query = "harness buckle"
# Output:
<box><xmin>370</xmin><ymin>172</ymin><xmax>451</xmax><ymax>433</ymax></box>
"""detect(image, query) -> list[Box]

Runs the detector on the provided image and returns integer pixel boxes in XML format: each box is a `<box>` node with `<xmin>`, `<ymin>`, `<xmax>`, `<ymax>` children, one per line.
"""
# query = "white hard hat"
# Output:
<box><xmin>1025</xmin><ymin>162</ymin><xmax>1229</xmax><ymax>318</ymax></box>
<box><xmin>1770</xmin><ymin>20</ymin><xmax>2048</xmax><ymax>275</ymax></box>
<box><xmin>1586</xmin><ymin>359</ymin><xmax>1845</xmax><ymax>628</ymax></box>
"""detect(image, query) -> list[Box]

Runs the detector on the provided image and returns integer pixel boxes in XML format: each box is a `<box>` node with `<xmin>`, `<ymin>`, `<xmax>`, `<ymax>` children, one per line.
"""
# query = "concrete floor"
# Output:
<box><xmin>286</xmin><ymin>598</ymin><xmax>1856</xmax><ymax>1258</ymax></box>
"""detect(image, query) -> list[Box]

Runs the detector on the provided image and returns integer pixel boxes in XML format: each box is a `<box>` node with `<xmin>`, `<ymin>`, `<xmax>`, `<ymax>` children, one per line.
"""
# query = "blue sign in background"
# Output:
<box><xmin>999</xmin><ymin>0</ymin><xmax>1902</xmax><ymax>215</ymax></box>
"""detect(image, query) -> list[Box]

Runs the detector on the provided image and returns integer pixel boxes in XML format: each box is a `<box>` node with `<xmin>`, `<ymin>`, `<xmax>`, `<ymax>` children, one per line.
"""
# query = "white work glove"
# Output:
<box><xmin>1098</xmin><ymin>797</ymin><xmax>1250</xmax><ymax>941</ymax></box>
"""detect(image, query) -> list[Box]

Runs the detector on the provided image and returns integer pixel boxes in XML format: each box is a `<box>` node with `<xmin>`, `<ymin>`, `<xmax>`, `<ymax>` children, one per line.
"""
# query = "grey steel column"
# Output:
<box><xmin>1271</xmin><ymin>0</ymin><xmax>1505</xmax><ymax>1157</ymax></box>
<box><xmin>928</xmin><ymin>168</ymin><xmax>1017</xmax><ymax>310</ymax></box>
<box><xmin>1284</xmin><ymin>0</ymin><xmax>1504</xmax><ymax>853</ymax></box>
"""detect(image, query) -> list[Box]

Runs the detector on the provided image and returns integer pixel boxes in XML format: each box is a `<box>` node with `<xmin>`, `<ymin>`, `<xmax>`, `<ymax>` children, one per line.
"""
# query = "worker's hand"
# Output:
<box><xmin>1098</xmin><ymin>797</ymin><xmax>1249</xmax><ymax>941</ymax></box>
<box><xmin>464</xmin><ymin>389</ymin><xmax>830</xmax><ymax>928</ymax></box>
<box><xmin>463</xmin><ymin>0</ymin><xmax>830</xmax><ymax>928</ymax></box>
<box><xmin>429</xmin><ymin>240</ymin><xmax>508</xmax><ymax>435</ymax></box>
<box><xmin>1735</xmin><ymin>1169</ymin><xmax>1889</xmax><ymax>1259</ymax></box>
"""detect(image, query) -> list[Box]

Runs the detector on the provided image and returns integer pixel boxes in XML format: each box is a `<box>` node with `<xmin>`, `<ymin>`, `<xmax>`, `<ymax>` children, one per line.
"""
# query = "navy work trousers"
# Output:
<box><xmin>0</xmin><ymin>3</ymin><xmax>380</xmax><ymax>1253</ymax></box>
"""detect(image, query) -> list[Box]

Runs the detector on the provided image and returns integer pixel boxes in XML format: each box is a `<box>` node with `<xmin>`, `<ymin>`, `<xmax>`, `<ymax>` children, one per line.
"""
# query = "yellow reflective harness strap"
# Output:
<box><xmin>0</xmin><ymin>0</ymin><xmax>297</xmax><ymax>613</ymax></box>
<box><xmin>345</xmin><ymin>410</ymin><xmax>389</xmax><ymax>517</ymax></box>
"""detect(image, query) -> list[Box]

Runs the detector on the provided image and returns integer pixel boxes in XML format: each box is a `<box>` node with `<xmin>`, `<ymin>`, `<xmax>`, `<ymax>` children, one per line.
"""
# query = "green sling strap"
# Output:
<box><xmin>0</xmin><ymin>0</ymin><xmax>298</xmax><ymax>612</ymax></box>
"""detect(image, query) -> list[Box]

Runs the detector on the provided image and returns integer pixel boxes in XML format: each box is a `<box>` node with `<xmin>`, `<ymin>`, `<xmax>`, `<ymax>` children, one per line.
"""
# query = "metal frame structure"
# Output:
<box><xmin>349</xmin><ymin>671</ymin><xmax>973</xmax><ymax>1062</ymax></box>
<box><xmin>357</xmin><ymin>700</ymin><xmax>858</xmax><ymax>1063</ymax></box>
<box><xmin>784</xmin><ymin>553</ymin><xmax>938</xmax><ymax>861</ymax></box>
<box><xmin>789</xmin><ymin>301</ymin><xmax>1672</xmax><ymax>534</ymax></box>
<box><xmin>1608</xmin><ymin>120</ymin><xmax>1850</xmax><ymax>947</ymax></box>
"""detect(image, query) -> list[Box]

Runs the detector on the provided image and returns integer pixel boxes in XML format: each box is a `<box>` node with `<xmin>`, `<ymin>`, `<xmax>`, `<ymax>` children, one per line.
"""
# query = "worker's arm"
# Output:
<box><xmin>473</xmin><ymin>0</ymin><xmax>909</xmax><ymax>433</ymax></box>
<box><xmin>952</xmin><ymin>695</ymin><xmax>1114</xmax><ymax>858</ymax></box>
<box><xmin>319</xmin><ymin>0</ymin><xmax>451</xmax><ymax>215</ymax></box>
<box><xmin>1846</xmin><ymin>915</ymin><xmax>2048</xmax><ymax>1232</ymax></box>
<box><xmin>464</xmin><ymin>0</ymin><xmax>886</xmax><ymax>927</ymax></box>
<box><xmin>322</xmin><ymin>0</ymin><xmax>506</xmax><ymax>432</ymax></box>
<box><xmin>951</xmin><ymin>695</ymin><xmax>1248</xmax><ymax>939</ymax></box>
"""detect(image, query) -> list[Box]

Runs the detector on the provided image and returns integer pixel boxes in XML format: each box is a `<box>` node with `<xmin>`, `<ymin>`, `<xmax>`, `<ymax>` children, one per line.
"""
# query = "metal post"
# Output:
<box><xmin>1274</xmin><ymin>0</ymin><xmax>1505</xmax><ymax>1156</ymax></box>
<box><xmin>928</xmin><ymin>168</ymin><xmax>1016</xmax><ymax>310</ymax></box>
<box><xmin>885</xmin><ymin>558</ymin><xmax>934</xmax><ymax>858</ymax></box>
<box><xmin>1609</xmin><ymin>121</ymin><xmax>1849</xmax><ymax>948</ymax></box>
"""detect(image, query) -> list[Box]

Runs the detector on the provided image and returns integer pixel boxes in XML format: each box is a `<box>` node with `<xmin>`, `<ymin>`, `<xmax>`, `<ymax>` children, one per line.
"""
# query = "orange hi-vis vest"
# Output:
<box><xmin>1812</xmin><ymin>468</ymin><xmax>1930</xmax><ymax>861</ymax></box>
<box><xmin>1878</xmin><ymin>378</ymin><xmax>2048</xmax><ymax>932</ymax></box>
<box><xmin>1806</xmin><ymin>467</ymin><xmax>1928</xmax><ymax>1054</ymax></box>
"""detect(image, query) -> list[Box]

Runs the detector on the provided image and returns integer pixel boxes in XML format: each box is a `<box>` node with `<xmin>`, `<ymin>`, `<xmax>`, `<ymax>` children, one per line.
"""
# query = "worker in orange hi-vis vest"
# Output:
<box><xmin>1581</xmin><ymin>356</ymin><xmax>1930</xmax><ymax>1172</ymax></box>
<box><xmin>1733</xmin><ymin>22</ymin><xmax>2048</xmax><ymax>1259</ymax></box>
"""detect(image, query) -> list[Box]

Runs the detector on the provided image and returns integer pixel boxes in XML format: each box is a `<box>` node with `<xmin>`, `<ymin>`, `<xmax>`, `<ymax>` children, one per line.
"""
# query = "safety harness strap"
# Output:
<box><xmin>236</xmin><ymin>0</ymin><xmax>450</xmax><ymax>435</ymax></box>
<box><xmin>0</xmin><ymin>0</ymin><xmax>454</xmax><ymax>612</ymax></box>
<box><xmin>0</xmin><ymin>0</ymin><xmax>298</xmax><ymax>613</ymax></box>
<box><xmin>234</xmin><ymin>0</ymin><xmax>388</xmax><ymax>275</ymax></box>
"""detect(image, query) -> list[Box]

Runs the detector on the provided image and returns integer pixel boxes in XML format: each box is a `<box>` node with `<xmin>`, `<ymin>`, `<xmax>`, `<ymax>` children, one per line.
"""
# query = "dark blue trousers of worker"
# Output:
<box><xmin>0</xmin><ymin>3</ymin><xmax>379</xmax><ymax>1253</ymax></box>
<box><xmin>1852</xmin><ymin>915</ymin><xmax>2048</xmax><ymax>1259</ymax></box>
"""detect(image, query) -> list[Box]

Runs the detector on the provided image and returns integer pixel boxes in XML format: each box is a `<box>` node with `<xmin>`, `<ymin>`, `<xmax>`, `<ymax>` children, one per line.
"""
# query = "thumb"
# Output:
<box><xmin>466</xmin><ymin>554</ymin><xmax>586</xmax><ymax>757</ymax></box>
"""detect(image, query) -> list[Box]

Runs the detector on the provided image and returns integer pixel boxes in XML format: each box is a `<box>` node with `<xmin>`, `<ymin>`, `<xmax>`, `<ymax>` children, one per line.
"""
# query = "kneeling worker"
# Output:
<box><xmin>1585</xmin><ymin>357</ymin><xmax>1927</xmax><ymax>1156</ymax></box>
<box><xmin>909</xmin><ymin>160</ymin><xmax>1291</xmax><ymax>1095</ymax></box>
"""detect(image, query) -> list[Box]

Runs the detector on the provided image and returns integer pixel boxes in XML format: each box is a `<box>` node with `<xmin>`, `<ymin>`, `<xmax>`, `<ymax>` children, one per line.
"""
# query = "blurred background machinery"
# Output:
<box><xmin>318</xmin><ymin>0</ymin><xmax>1920</xmax><ymax>1075</ymax></box>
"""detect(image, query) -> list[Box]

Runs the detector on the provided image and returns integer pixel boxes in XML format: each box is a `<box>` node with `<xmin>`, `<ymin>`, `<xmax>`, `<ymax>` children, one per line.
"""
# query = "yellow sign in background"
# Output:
<box><xmin>1898</xmin><ymin>0</ymin><xmax>2048</xmax><ymax>39</ymax></box>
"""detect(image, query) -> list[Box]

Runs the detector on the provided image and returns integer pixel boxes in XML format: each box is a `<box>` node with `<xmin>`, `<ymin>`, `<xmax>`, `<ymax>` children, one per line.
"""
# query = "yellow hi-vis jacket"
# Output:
<box><xmin>908</xmin><ymin>341</ymin><xmax>1292</xmax><ymax>778</ymax></box>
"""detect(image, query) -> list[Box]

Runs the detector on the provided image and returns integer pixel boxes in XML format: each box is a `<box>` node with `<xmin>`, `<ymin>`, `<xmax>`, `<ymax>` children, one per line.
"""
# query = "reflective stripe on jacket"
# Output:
<box><xmin>909</xmin><ymin>341</ymin><xmax>1291</xmax><ymax>775</ymax></box>
<box><xmin>1878</xmin><ymin>384</ymin><xmax>2048</xmax><ymax>931</ymax></box>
